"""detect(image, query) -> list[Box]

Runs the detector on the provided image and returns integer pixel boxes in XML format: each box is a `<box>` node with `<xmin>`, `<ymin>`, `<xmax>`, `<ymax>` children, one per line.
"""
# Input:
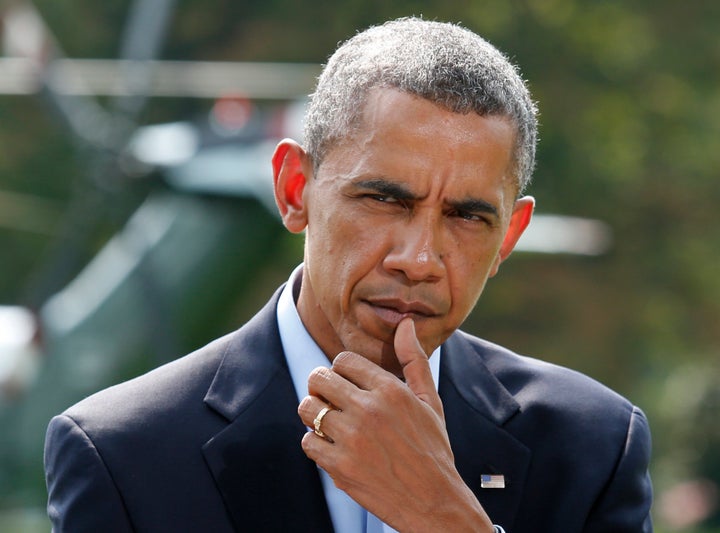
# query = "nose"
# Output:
<box><xmin>383</xmin><ymin>213</ymin><xmax>445</xmax><ymax>282</ymax></box>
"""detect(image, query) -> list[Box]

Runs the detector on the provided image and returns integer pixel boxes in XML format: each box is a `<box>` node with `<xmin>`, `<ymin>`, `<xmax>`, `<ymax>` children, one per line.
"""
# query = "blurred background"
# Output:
<box><xmin>0</xmin><ymin>0</ymin><xmax>718</xmax><ymax>531</ymax></box>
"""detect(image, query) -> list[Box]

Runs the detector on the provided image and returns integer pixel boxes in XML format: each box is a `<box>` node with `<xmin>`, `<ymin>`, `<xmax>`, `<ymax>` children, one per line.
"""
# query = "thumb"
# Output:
<box><xmin>395</xmin><ymin>318</ymin><xmax>444</xmax><ymax>417</ymax></box>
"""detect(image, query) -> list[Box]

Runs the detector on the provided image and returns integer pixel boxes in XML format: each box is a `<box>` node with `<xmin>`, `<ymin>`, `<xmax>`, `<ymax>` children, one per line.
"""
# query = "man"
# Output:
<box><xmin>44</xmin><ymin>17</ymin><xmax>653</xmax><ymax>532</ymax></box>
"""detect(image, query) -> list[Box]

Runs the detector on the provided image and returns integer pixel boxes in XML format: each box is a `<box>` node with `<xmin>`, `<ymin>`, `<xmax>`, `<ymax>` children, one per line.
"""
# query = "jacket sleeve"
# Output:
<box><xmin>584</xmin><ymin>406</ymin><xmax>654</xmax><ymax>533</ymax></box>
<box><xmin>44</xmin><ymin>414</ymin><xmax>134</xmax><ymax>533</ymax></box>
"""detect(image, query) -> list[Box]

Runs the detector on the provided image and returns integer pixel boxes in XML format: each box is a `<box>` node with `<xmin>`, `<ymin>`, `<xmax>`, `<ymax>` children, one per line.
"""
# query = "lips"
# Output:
<box><xmin>369</xmin><ymin>298</ymin><xmax>437</xmax><ymax>316</ymax></box>
<box><xmin>364</xmin><ymin>297</ymin><xmax>439</xmax><ymax>326</ymax></box>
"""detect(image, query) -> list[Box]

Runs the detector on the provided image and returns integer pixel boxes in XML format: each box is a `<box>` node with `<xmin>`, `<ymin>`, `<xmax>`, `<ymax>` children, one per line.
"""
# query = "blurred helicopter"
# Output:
<box><xmin>0</xmin><ymin>0</ymin><xmax>320</xmax><ymax>514</ymax></box>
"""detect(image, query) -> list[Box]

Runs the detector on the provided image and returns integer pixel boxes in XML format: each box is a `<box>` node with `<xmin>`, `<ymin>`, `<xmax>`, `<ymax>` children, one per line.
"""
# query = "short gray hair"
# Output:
<box><xmin>303</xmin><ymin>17</ymin><xmax>538</xmax><ymax>193</ymax></box>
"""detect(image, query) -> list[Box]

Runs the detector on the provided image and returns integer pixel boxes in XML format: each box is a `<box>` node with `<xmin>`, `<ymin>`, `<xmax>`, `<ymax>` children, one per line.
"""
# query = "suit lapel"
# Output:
<box><xmin>201</xmin><ymin>292</ymin><xmax>334</xmax><ymax>532</ymax></box>
<box><xmin>440</xmin><ymin>332</ymin><xmax>531</xmax><ymax>532</ymax></box>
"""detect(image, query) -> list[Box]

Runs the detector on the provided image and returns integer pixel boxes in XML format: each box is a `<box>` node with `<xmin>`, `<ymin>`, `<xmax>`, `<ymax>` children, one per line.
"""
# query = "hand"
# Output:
<box><xmin>298</xmin><ymin>318</ymin><xmax>493</xmax><ymax>532</ymax></box>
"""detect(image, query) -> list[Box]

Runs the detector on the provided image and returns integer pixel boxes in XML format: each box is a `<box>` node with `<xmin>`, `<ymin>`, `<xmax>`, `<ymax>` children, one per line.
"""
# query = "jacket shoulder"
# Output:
<box><xmin>451</xmin><ymin>331</ymin><xmax>646</xmax><ymax>455</ymax></box>
<box><xmin>458</xmin><ymin>331</ymin><xmax>635</xmax><ymax>414</ymax></box>
<box><xmin>61</xmin><ymin>330</ymin><xmax>235</xmax><ymax>430</ymax></box>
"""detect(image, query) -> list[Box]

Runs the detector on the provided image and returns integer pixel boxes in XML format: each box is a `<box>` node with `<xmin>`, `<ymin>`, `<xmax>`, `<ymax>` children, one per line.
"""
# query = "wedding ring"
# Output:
<box><xmin>313</xmin><ymin>405</ymin><xmax>334</xmax><ymax>438</ymax></box>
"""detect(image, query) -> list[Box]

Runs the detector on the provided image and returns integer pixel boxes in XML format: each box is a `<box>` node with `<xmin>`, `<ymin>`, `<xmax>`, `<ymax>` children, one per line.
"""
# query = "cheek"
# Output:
<box><xmin>306</xmin><ymin>212</ymin><xmax>375</xmax><ymax>300</ymax></box>
<box><xmin>309</xmin><ymin>214</ymin><xmax>358</xmax><ymax>267</ymax></box>
<box><xmin>316</xmin><ymin>206</ymin><xmax>385</xmax><ymax>261</ymax></box>
<box><xmin>447</xmin><ymin>248</ymin><xmax>498</xmax><ymax>311</ymax></box>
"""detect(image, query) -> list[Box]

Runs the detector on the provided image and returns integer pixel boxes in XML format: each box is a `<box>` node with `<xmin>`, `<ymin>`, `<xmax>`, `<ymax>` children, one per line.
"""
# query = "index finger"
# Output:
<box><xmin>331</xmin><ymin>350</ymin><xmax>395</xmax><ymax>391</ymax></box>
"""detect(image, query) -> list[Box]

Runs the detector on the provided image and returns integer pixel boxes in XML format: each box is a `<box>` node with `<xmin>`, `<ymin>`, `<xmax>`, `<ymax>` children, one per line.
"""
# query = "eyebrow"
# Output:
<box><xmin>353</xmin><ymin>178</ymin><xmax>417</xmax><ymax>201</ymax></box>
<box><xmin>448</xmin><ymin>198</ymin><xmax>499</xmax><ymax>219</ymax></box>
<box><xmin>354</xmin><ymin>178</ymin><xmax>500</xmax><ymax>219</ymax></box>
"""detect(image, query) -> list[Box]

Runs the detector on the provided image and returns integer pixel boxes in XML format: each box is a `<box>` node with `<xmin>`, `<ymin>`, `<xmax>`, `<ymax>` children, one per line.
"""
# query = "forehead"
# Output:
<box><xmin>318</xmin><ymin>88</ymin><xmax>517</xmax><ymax>200</ymax></box>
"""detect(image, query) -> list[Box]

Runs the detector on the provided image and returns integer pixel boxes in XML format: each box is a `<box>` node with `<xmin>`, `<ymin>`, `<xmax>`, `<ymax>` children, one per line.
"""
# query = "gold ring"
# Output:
<box><xmin>313</xmin><ymin>405</ymin><xmax>334</xmax><ymax>438</ymax></box>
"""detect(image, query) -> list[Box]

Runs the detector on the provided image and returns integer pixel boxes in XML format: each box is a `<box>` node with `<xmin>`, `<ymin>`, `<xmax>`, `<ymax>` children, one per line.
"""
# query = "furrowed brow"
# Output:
<box><xmin>353</xmin><ymin>179</ymin><xmax>417</xmax><ymax>201</ymax></box>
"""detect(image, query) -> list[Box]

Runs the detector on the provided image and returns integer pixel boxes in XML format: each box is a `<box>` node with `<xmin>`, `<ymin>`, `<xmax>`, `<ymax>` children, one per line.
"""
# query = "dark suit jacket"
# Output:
<box><xmin>44</xmin><ymin>289</ymin><xmax>653</xmax><ymax>532</ymax></box>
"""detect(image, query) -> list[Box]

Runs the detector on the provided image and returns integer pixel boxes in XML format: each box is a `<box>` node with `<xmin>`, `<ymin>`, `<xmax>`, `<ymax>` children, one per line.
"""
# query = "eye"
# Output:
<box><xmin>453</xmin><ymin>210</ymin><xmax>482</xmax><ymax>222</ymax></box>
<box><xmin>450</xmin><ymin>209</ymin><xmax>493</xmax><ymax>226</ymax></box>
<box><xmin>366</xmin><ymin>193</ymin><xmax>400</xmax><ymax>204</ymax></box>
<box><xmin>363</xmin><ymin>193</ymin><xmax>410</xmax><ymax>210</ymax></box>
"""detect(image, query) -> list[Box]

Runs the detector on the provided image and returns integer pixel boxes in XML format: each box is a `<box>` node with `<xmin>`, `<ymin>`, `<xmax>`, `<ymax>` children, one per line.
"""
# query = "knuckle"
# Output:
<box><xmin>342</xmin><ymin>419</ymin><xmax>362</xmax><ymax>442</ymax></box>
<box><xmin>298</xmin><ymin>396</ymin><xmax>313</xmax><ymax>412</ymax></box>
<box><xmin>375</xmin><ymin>378</ymin><xmax>406</xmax><ymax>403</ymax></box>
<box><xmin>297</xmin><ymin>396</ymin><xmax>316</xmax><ymax>419</ymax></box>
<box><xmin>307</xmin><ymin>367</ymin><xmax>334</xmax><ymax>392</ymax></box>
<box><xmin>356</xmin><ymin>395</ymin><xmax>382</xmax><ymax>424</ymax></box>
<box><xmin>300</xmin><ymin>431</ymin><xmax>315</xmax><ymax>453</ymax></box>
<box><xmin>309</xmin><ymin>366</ymin><xmax>333</xmax><ymax>383</ymax></box>
<box><xmin>297</xmin><ymin>396</ymin><xmax>327</xmax><ymax>426</ymax></box>
<box><xmin>332</xmin><ymin>350</ymin><xmax>357</xmax><ymax>370</ymax></box>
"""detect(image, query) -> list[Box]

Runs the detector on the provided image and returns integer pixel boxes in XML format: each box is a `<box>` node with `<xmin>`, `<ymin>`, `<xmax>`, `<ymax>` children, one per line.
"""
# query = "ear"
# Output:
<box><xmin>489</xmin><ymin>196</ymin><xmax>535</xmax><ymax>277</ymax></box>
<box><xmin>272</xmin><ymin>139</ymin><xmax>312</xmax><ymax>234</ymax></box>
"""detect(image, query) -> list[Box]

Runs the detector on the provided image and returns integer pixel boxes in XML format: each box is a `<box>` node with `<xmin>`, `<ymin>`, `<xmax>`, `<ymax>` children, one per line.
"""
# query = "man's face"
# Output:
<box><xmin>277</xmin><ymin>88</ymin><xmax>532</xmax><ymax>375</ymax></box>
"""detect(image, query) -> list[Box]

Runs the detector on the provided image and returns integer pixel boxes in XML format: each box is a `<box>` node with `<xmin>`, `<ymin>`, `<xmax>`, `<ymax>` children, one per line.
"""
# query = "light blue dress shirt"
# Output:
<box><xmin>277</xmin><ymin>265</ymin><xmax>441</xmax><ymax>533</ymax></box>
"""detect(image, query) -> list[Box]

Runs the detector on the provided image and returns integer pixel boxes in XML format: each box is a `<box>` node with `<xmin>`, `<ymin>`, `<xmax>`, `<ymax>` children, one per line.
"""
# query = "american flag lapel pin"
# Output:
<box><xmin>481</xmin><ymin>474</ymin><xmax>506</xmax><ymax>489</ymax></box>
